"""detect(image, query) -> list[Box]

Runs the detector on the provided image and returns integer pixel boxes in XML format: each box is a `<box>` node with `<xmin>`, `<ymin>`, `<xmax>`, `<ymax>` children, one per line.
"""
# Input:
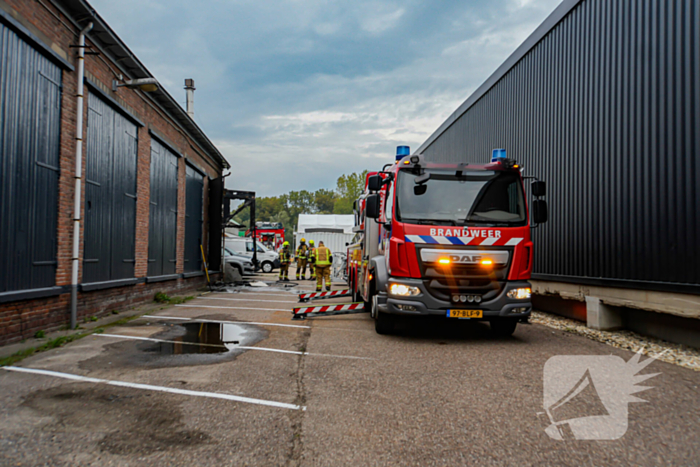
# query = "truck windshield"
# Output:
<box><xmin>395</xmin><ymin>170</ymin><xmax>526</xmax><ymax>226</ymax></box>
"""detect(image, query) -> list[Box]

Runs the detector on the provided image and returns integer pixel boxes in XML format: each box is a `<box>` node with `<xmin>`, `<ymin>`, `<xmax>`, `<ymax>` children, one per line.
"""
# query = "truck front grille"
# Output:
<box><xmin>415</xmin><ymin>245</ymin><xmax>512</xmax><ymax>302</ymax></box>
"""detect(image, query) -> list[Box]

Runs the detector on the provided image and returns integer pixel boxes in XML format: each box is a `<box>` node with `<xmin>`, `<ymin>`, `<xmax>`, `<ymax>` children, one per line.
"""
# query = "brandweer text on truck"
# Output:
<box><xmin>346</xmin><ymin>146</ymin><xmax>548</xmax><ymax>336</ymax></box>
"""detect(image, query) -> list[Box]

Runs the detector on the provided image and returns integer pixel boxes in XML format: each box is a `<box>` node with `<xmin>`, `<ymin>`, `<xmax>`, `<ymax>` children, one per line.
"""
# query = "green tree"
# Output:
<box><xmin>314</xmin><ymin>188</ymin><xmax>336</xmax><ymax>214</ymax></box>
<box><xmin>229</xmin><ymin>169</ymin><xmax>369</xmax><ymax>240</ymax></box>
<box><xmin>333</xmin><ymin>170</ymin><xmax>368</xmax><ymax>214</ymax></box>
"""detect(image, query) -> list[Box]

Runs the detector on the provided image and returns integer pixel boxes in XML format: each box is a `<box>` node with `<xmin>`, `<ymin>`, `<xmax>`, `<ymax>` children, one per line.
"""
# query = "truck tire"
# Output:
<box><xmin>261</xmin><ymin>261</ymin><xmax>273</xmax><ymax>273</ymax></box>
<box><xmin>490</xmin><ymin>319</ymin><xmax>518</xmax><ymax>337</ymax></box>
<box><xmin>373</xmin><ymin>296</ymin><xmax>394</xmax><ymax>334</ymax></box>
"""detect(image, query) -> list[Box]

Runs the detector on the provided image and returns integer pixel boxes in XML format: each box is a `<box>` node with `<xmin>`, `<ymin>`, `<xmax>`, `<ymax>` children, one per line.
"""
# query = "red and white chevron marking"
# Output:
<box><xmin>293</xmin><ymin>302</ymin><xmax>365</xmax><ymax>316</ymax></box>
<box><xmin>298</xmin><ymin>290</ymin><xmax>350</xmax><ymax>300</ymax></box>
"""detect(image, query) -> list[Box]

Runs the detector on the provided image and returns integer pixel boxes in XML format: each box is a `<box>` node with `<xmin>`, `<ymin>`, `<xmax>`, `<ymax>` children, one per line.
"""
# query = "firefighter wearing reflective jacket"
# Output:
<box><xmin>307</xmin><ymin>240</ymin><xmax>316</xmax><ymax>280</ymax></box>
<box><xmin>310</xmin><ymin>241</ymin><xmax>332</xmax><ymax>292</ymax></box>
<box><xmin>295</xmin><ymin>238</ymin><xmax>309</xmax><ymax>280</ymax></box>
<box><xmin>278</xmin><ymin>242</ymin><xmax>291</xmax><ymax>281</ymax></box>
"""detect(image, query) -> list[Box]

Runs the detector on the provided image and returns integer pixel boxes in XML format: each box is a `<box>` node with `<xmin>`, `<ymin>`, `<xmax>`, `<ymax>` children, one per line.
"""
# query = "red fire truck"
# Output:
<box><xmin>247</xmin><ymin>222</ymin><xmax>285</xmax><ymax>251</ymax></box>
<box><xmin>347</xmin><ymin>146</ymin><xmax>548</xmax><ymax>336</ymax></box>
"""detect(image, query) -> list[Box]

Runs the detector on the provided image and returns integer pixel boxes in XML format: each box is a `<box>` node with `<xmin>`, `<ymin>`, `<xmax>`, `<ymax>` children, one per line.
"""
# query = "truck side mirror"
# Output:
<box><xmin>532</xmin><ymin>200</ymin><xmax>548</xmax><ymax>224</ymax></box>
<box><xmin>531</xmin><ymin>180</ymin><xmax>546</xmax><ymax>197</ymax></box>
<box><xmin>365</xmin><ymin>194</ymin><xmax>380</xmax><ymax>219</ymax></box>
<box><xmin>368</xmin><ymin>175</ymin><xmax>382</xmax><ymax>192</ymax></box>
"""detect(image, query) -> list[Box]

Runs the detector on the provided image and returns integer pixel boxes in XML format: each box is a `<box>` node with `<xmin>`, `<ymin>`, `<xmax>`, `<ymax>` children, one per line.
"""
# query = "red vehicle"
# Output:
<box><xmin>247</xmin><ymin>222</ymin><xmax>285</xmax><ymax>251</ymax></box>
<box><xmin>347</xmin><ymin>146</ymin><xmax>548</xmax><ymax>335</ymax></box>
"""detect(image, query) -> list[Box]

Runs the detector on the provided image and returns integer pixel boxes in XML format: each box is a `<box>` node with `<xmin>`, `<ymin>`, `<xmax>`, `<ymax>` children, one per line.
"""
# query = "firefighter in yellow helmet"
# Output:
<box><xmin>307</xmin><ymin>239</ymin><xmax>316</xmax><ymax>280</ymax></box>
<box><xmin>309</xmin><ymin>240</ymin><xmax>332</xmax><ymax>292</ymax></box>
<box><xmin>278</xmin><ymin>241</ymin><xmax>291</xmax><ymax>281</ymax></box>
<box><xmin>295</xmin><ymin>238</ymin><xmax>309</xmax><ymax>280</ymax></box>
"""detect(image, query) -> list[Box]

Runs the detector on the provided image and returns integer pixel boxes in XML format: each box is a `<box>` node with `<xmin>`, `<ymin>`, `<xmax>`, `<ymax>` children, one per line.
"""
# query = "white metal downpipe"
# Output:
<box><xmin>71</xmin><ymin>22</ymin><xmax>93</xmax><ymax>330</ymax></box>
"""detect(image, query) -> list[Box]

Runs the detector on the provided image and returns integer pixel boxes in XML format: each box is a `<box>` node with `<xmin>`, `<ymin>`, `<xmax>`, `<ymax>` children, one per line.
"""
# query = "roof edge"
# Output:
<box><xmin>51</xmin><ymin>0</ymin><xmax>230</xmax><ymax>170</ymax></box>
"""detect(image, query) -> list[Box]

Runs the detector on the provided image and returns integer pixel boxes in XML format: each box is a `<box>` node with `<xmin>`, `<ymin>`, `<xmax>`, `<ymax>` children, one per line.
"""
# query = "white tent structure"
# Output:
<box><xmin>295</xmin><ymin>214</ymin><xmax>355</xmax><ymax>257</ymax></box>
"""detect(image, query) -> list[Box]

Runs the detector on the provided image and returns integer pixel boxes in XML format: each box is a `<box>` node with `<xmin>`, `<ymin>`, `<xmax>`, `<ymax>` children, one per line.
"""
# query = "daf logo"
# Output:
<box><xmin>420</xmin><ymin>249</ymin><xmax>509</xmax><ymax>265</ymax></box>
<box><xmin>450</xmin><ymin>255</ymin><xmax>482</xmax><ymax>263</ymax></box>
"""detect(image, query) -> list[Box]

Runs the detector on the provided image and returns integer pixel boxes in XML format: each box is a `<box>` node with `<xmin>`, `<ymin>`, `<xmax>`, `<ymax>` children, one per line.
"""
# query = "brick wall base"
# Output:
<box><xmin>0</xmin><ymin>277</ymin><xmax>209</xmax><ymax>347</ymax></box>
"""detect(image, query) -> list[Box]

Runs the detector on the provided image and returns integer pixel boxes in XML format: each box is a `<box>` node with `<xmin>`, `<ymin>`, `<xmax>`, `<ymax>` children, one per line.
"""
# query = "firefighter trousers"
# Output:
<box><xmin>315</xmin><ymin>266</ymin><xmax>331</xmax><ymax>292</ymax></box>
<box><xmin>296</xmin><ymin>258</ymin><xmax>307</xmax><ymax>279</ymax></box>
<box><xmin>279</xmin><ymin>263</ymin><xmax>290</xmax><ymax>280</ymax></box>
<box><xmin>309</xmin><ymin>263</ymin><xmax>315</xmax><ymax>280</ymax></box>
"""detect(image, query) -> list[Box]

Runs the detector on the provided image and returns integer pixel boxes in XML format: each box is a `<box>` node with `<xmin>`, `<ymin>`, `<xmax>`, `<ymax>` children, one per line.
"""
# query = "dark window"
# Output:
<box><xmin>0</xmin><ymin>24</ymin><xmax>61</xmax><ymax>293</ymax></box>
<box><xmin>184</xmin><ymin>164</ymin><xmax>203</xmax><ymax>272</ymax></box>
<box><xmin>83</xmin><ymin>93</ymin><xmax>138</xmax><ymax>283</ymax></box>
<box><xmin>147</xmin><ymin>139</ymin><xmax>178</xmax><ymax>276</ymax></box>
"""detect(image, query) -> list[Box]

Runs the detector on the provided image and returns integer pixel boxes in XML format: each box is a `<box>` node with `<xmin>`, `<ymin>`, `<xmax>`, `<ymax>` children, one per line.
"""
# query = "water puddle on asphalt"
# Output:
<box><xmin>148</xmin><ymin>322</ymin><xmax>260</xmax><ymax>355</ymax></box>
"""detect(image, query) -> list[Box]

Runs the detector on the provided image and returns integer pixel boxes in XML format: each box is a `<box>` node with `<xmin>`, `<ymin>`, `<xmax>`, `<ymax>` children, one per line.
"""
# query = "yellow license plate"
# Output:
<box><xmin>448</xmin><ymin>309</ymin><xmax>483</xmax><ymax>319</ymax></box>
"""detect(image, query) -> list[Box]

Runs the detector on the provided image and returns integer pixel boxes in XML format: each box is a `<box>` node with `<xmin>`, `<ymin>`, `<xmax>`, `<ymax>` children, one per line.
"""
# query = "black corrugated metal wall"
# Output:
<box><xmin>83</xmin><ymin>93</ymin><xmax>138</xmax><ymax>283</ymax></box>
<box><xmin>0</xmin><ymin>23</ymin><xmax>61</xmax><ymax>293</ymax></box>
<box><xmin>419</xmin><ymin>0</ymin><xmax>699</xmax><ymax>294</ymax></box>
<box><xmin>184</xmin><ymin>163</ymin><xmax>203</xmax><ymax>273</ymax></box>
<box><xmin>147</xmin><ymin>139</ymin><xmax>178</xmax><ymax>277</ymax></box>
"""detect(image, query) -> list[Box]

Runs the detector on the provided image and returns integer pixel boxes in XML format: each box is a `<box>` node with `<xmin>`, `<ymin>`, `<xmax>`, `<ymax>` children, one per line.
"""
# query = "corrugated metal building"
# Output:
<box><xmin>417</xmin><ymin>0</ymin><xmax>700</xmax><ymax>343</ymax></box>
<box><xmin>0</xmin><ymin>0</ymin><xmax>229</xmax><ymax>345</ymax></box>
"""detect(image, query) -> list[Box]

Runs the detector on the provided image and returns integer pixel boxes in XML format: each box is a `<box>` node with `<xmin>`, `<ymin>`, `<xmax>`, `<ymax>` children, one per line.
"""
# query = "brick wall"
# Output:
<box><xmin>0</xmin><ymin>278</ymin><xmax>208</xmax><ymax>346</ymax></box>
<box><xmin>0</xmin><ymin>0</ymin><xmax>226</xmax><ymax>346</ymax></box>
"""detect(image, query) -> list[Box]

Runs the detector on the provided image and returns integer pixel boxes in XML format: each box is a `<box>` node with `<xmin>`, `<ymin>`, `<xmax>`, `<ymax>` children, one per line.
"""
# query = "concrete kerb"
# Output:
<box><xmin>0</xmin><ymin>290</ymin><xmax>209</xmax><ymax>361</ymax></box>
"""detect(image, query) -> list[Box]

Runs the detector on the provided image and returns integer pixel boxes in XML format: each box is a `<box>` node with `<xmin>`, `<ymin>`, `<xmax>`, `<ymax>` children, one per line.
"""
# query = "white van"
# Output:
<box><xmin>225</xmin><ymin>238</ymin><xmax>280</xmax><ymax>273</ymax></box>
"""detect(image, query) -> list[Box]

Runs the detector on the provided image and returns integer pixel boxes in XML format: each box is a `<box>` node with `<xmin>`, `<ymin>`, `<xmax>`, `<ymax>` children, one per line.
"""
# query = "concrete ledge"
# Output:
<box><xmin>145</xmin><ymin>274</ymin><xmax>180</xmax><ymax>284</ymax></box>
<box><xmin>182</xmin><ymin>271</ymin><xmax>205</xmax><ymax>279</ymax></box>
<box><xmin>80</xmin><ymin>278</ymin><xmax>141</xmax><ymax>292</ymax></box>
<box><xmin>532</xmin><ymin>280</ymin><xmax>700</xmax><ymax>320</ymax></box>
<box><xmin>0</xmin><ymin>286</ymin><xmax>68</xmax><ymax>304</ymax></box>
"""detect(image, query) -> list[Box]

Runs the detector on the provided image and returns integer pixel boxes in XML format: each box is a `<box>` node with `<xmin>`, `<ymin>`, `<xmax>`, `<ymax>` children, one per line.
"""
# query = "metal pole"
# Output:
<box><xmin>70</xmin><ymin>22</ymin><xmax>93</xmax><ymax>330</ymax></box>
<box><xmin>251</xmin><ymin>196</ymin><xmax>258</xmax><ymax>269</ymax></box>
<box><xmin>184</xmin><ymin>79</ymin><xmax>195</xmax><ymax>118</ymax></box>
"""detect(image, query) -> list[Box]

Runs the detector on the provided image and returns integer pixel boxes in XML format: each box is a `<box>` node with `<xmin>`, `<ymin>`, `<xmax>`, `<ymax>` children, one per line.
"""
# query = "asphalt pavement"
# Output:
<box><xmin>0</xmin><ymin>273</ymin><xmax>698</xmax><ymax>466</ymax></box>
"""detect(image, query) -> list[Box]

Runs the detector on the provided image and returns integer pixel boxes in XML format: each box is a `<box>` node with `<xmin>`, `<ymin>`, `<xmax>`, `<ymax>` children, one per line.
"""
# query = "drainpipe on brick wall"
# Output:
<box><xmin>71</xmin><ymin>22</ymin><xmax>93</xmax><ymax>330</ymax></box>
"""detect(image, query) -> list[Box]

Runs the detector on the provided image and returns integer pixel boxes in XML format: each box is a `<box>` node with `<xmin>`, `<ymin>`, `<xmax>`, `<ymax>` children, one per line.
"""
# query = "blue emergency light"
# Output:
<box><xmin>396</xmin><ymin>145</ymin><xmax>411</xmax><ymax>161</ymax></box>
<box><xmin>491</xmin><ymin>148</ymin><xmax>507</xmax><ymax>163</ymax></box>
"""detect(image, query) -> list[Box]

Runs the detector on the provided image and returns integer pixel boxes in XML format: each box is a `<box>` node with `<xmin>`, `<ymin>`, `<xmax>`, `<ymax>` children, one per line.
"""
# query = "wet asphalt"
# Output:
<box><xmin>0</xmin><ymin>272</ymin><xmax>698</xmax><ymax>466</ymax></box>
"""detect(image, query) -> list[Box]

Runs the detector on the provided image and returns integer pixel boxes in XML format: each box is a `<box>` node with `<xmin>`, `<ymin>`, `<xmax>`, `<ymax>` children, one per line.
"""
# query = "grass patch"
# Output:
<box><xmin>154</xmin><ymin>292</ymin><xmax>170</xmax><ymax>303</ymax></box>
<box><xmin>34</xmin><ymin>330</ymin><xmax>45</xmax><ymax>339</ymax></box>
<box><xmin>154</xmin><ymin>292</ymin><xmax>194</xmax><ymax>305</ymax></box>
<box><xmin>0</xmin><ymin>314</ymin><xmax>142</xmax><ymax>368</ymax></box>
<box><xmin>169</xmin><ymin>296</ymin><xmax>194</xmax><ymax>305</ymax></box>
<box><xmin>0</xmin><ymin>333</ymin><xmax>86</xmax><ymax>367</ymax></box>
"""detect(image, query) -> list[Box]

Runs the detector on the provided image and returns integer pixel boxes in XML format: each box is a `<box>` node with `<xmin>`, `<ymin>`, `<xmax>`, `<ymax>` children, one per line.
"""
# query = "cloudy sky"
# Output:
<box><xmin>90</xmin><ymin>0</ymin><xmax>561</xmax><ymax>197</ymax></box>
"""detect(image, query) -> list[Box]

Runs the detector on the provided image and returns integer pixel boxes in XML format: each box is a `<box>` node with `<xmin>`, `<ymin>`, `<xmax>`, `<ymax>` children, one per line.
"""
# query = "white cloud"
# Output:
<box><xmin>89</xmin><ymin>0</ymin><xmax>563</xmax><ymax>197</ymax></box>
<box><xmin>359</xmin><ymin>7</ymin><xmax>406</xmax><ymax>34</ymax></box>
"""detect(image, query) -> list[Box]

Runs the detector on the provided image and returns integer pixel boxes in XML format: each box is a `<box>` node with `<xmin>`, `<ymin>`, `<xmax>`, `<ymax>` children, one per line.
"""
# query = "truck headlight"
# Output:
<box><xmin>389</xmin><ymin>283</ymin><xmax>421</xmax><ymax>297</ymax></box>
<box><xmin>507</xmin><ymin>287</ymin><xmax>531</xmax><ymax>300</ymax></box>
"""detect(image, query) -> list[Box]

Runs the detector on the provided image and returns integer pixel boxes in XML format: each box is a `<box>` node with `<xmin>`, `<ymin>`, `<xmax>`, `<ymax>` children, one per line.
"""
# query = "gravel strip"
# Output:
<box><xmin>530</xmin><ymin>310</ymin><xmax>700</xmax><ymax>372</ymax></box>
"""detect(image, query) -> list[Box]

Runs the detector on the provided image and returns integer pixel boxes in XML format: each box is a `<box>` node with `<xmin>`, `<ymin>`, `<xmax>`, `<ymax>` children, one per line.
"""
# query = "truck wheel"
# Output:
<box><xmin>490</xmin><ymin>319</ymin><xmax>518</xmax><ymax>337</ymax></box>
<box><xmin>262</xmin><ymin>261</ymin><xmax>273</xmax><ymax>273</ymax></box>
<box><xmin>373</xmin><ymin>296</ymin><xmax>394</xmax><ymax>335</ymax></box>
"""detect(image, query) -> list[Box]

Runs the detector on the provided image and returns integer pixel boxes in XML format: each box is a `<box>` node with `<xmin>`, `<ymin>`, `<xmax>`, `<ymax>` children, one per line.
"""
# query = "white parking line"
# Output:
<box><xmin>197</xmin><ymin>297</ymin><xmax>299</xmax><ymax>304</ymax></box>
<box><xmin>97</xmin><ymin>334</ymin><xmax>372</xmax><ymax>360</ymax></box>
<box><xmin>175</xmin><ymin>304</ymin><xmax>289</xmax><ymax>312</ymax></box>
<box><xmin>2</xmin><ymin>366</ymin><xmax>305</xmax><ymax>411</ymax></box>
<box><xmin>140</xmin><ymin>315</ymin><xmax>310</xmax><ymax>329</ymax></box>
